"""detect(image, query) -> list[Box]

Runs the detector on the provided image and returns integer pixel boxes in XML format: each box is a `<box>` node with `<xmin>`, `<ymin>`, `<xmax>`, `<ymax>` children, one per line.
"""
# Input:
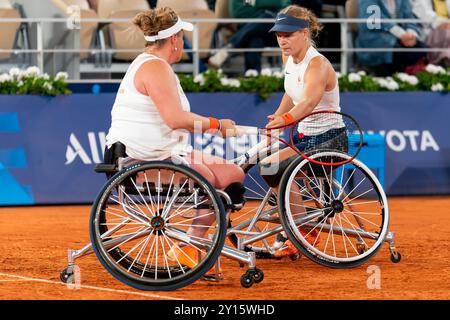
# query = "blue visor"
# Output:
<box><xmin>269</xmin><ymin>13</ymin><xmax>310</xmax><ymax>33</ymax></box>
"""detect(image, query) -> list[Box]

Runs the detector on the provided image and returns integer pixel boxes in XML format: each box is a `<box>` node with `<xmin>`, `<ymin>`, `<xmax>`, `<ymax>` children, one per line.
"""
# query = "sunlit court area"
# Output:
<box><xmin>1</xmin><ymin>0</ymin><xmax>450</xmax><ymax>302</ymax></box>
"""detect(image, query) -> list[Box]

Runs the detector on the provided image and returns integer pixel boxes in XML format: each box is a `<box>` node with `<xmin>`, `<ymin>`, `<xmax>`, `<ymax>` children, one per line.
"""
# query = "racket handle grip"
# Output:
<box><xmin>236</xmin><ymin>125</ymin><xmax>260</xmax><ymax>136</ymax></box>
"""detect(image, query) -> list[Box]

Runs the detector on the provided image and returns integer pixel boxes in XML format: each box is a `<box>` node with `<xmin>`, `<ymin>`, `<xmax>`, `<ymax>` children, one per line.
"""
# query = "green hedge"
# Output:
<box><xmin>179</xmin><ymin>65</ymin><xmax>450</xmax><ymax>100</ymax></box>
<box><xmin>0</xmin><ymin>67</ymin><xmax>71</xmax><ymax>95</ymax></box>
<box><xmin>1</xmin><ymin>65</ymin><xmax>449</xmax><ymax>98</ymax></box>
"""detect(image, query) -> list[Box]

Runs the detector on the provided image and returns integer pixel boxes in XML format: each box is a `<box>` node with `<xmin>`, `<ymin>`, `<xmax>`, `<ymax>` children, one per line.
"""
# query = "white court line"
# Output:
<box><xmin>0</xmin><ymin>272</ymin><xmax>184</xmax><ymax>300</ymax></box>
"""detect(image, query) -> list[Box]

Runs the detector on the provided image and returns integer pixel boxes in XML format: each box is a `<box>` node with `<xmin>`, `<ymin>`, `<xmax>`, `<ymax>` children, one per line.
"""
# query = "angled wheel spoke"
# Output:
<box><xmin>336</xmin><ymin>214</ymin><xmax>349</xmax><ymax>258</ymax></box>
<box><xmin>107</xmin><ymin>227</ymin><xmax>150</xmax><ymax>252</ymax></box>
<box><xmin>307</xmin><ymin>162</ymin><xmax>332</xmax><ymax>203</ymax></box>
<box><xmin>340</xmin><ymin>213</ymin><xmax>371</xmax><ymax>247</ymax></box>
<box><xmin>161</xmin><ymin>232</ymin><xmax>186</xmax><ymax>275</ymax></box>
<box><xmin>129</xmin><ymin>177</ymin><xmax>155</xmax><ymax>217</ymax></box>
<box><xmin>342</xmin><ymin>209</ymin><xmax>381</xmax><ymax>229</ymax></box>
<box><xmin>167</xmin><ymin>198</ymin><xmax>209</xmax><ymax>220</ymax></box>
<box><xmin>342</xmin><ymin>177</ymin><xmax>367</xmax><ymax>203</ymax></box>
<box><xmin>162</xmin><ymin>179</ymin><xmax>189</xmax><ymax>219</ymax></box>
<box><xmin>294</xmin><ymin>178</ymin><xmax>322</xmax><ymax>205</ymax></box>
<box><xmin>159</xmin><ymin>233</ymin><xmax>171</xmax><ymax>279</ymax></box>
<box><xmin>170</xmin><ymin>211</ymin><xmax>215</xmax><ymax>226</ymax></box>
<box><xmin>336</xmin><ymin>167</ymin><xmax>357</xmax><ymax>200</ymax></box>
<box><xmin>109</xmin><ymin>194</ymin><xmax>150</xmax><ymax>224</ymax></box>
<box><xmin>141</xmin><ymin>232</ymin><xmax>158</xmax><ymax>278</ymax></box>
<box><xmin>144</xmin><ymin>172</ymin><xmax>157</xmax><ymax>215</ymax></box>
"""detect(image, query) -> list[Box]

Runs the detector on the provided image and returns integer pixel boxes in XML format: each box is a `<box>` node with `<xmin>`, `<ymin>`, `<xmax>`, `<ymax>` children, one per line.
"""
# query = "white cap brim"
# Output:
<box><xmin>144</xmin><ymin>17</ymin><xmax>193</xmax><ymax>42</ymax></box>
<box><xmin>180</xmin><ymin>20</ymin><xmax>194</xmax><ymax>32</ymax></box>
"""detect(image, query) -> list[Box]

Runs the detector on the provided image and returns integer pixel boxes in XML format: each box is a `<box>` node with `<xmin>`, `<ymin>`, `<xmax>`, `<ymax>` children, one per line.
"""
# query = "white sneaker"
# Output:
<box><xmin>208</xmin><ymin>49</ymin><xmax>229</xmax><ymax>68</ymax></box>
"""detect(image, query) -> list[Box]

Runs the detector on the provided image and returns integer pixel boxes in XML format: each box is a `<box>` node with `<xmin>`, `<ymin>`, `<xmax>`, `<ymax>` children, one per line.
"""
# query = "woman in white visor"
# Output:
<box><xmin>105</xmin><ymin>7</ymin><xmax>245</xmax><ymax>271</ymax></box>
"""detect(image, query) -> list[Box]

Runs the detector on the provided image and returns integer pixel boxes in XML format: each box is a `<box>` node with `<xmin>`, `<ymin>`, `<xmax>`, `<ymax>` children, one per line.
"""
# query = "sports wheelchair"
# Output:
<box><xmin>61</xmin><ymin>142</ymin><xmax>263</xmax><ymax>290</ymax></box>
<box><xmin>60</xmin><ymin>131</ymin><xmax>401</xmax><ymax>290</ymax></box>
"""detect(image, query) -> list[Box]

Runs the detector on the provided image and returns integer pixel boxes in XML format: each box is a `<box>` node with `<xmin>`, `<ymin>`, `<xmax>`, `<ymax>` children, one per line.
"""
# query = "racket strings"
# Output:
<box><xmin>290</xmin><ymin>111</ymin><xmax>363</xmax><ymax>166</ymax></box>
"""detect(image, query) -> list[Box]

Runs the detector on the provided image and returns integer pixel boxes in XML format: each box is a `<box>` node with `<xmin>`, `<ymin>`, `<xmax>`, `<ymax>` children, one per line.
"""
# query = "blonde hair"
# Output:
<box><xmin>132</xmin><ymin>7</ymin><xmax>179</xmax><ymax>47</ymax></box>
<box><xmin>280</xmin><ymin>5</ymin><xmax>323</xmax><ymax>40</ymax></box>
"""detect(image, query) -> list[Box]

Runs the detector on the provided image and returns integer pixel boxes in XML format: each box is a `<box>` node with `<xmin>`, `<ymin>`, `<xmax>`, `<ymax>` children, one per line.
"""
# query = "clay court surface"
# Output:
<box><xmin>0</xmin><ymin>196</ymin><xmax>449</xmax><ymax>300</ymax></box>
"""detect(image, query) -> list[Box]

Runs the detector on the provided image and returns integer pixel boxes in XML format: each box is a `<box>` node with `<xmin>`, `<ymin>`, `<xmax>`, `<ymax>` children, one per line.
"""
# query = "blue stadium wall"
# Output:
<box><xmin>0</xmin><ymin>92</ymin><xmax>448</xmax><ymax>205</ymax></box>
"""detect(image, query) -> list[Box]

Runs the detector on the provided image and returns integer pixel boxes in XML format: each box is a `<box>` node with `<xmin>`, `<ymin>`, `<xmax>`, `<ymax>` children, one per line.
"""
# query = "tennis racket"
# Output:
<box><xmin>236</xmin><ymin>110</ymin><xmax>363</xmax><ymax>166</ymax></box>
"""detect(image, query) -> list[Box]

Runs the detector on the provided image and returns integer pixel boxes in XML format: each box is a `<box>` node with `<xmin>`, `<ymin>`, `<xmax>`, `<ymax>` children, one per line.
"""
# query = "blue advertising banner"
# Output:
<box><xmin>0</xmin><ymin>92</ymin><xmax>448</xmax><ymax>205</ymax></box>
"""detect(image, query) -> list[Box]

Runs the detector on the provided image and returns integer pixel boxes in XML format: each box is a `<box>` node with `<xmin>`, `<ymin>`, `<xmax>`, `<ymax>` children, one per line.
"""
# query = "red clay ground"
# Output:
<box><xmin>0</xmin><ymin>196</ymin><xmax>449</xmax><ymax>300</ymax></box>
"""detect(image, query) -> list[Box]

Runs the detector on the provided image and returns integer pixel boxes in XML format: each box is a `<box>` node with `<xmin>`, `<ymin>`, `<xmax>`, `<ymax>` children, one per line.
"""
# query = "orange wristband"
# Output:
<box><xmin>281</xmin><ymin>112</ymin><xmax>295</xmax><ymax>125</ymax></box>
<box><xmin>209</xmin><ymin>117</ymin><xmax>220</xmax><ymax>130</ymax></box>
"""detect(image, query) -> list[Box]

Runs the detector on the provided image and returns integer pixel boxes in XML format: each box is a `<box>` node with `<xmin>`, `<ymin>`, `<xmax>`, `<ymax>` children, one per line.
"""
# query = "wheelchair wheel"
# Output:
<box><xmin>90</xmin><ymin>161</ymin><xmax>227</xmax><ymax>291</ymax></box>
<box><xmin>278</xmin><ymin>151</ymin><xmax>389</xmax><ymax>268</ymax></box>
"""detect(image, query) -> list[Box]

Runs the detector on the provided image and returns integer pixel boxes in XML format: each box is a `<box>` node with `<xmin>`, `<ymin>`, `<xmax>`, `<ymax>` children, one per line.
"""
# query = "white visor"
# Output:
<box><xmin>144</xmin><ymin>17</ymin><xmax>194</xmax><ymax>42</ymax></box>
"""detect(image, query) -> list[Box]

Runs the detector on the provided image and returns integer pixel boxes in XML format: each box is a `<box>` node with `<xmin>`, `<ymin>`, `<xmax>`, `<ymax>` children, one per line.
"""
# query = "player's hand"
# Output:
<box><xmin>219</xmin><ymin>119</ymin><xmax>237</xmax><ymax>137</ymax></box>
<box><xmin>266</xmin><ymin>115</ymin><xmax>285</xmax><ymax>129</ymax></box>
<box><xmin>267</xmin><ymin>114</ymin><xmax>276</xmax><ymax>122</ymax></box>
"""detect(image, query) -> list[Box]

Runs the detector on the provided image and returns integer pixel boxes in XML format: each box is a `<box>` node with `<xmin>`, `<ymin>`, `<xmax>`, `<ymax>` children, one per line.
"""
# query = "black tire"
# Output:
<box><xmin>89</xmin><ymin>161</ymin><xmax>227</xmax><ymax>291</ymax></box>
<box><xmin>240</xmin><ymin>272</ymin><xmax>254</xmax><ymax>288</ymax></box>
<box><xmin>390</xmin><ymin>251</ymin><xmax>401</xmax><ymax>263</ymax></box>
<box><xmin>60</xmin><ymin>268</ymin><xmax>73</xmax><ymax>284</ymax></box>
<box><xmin>278</xmin><ymin>151</ymin><xmax>389</xmax><ymax>268</ymax></box>
<box><xmin>252</xmin><ymin>268</ymin><xmax>264</xmax><ymax>283</ymax></box>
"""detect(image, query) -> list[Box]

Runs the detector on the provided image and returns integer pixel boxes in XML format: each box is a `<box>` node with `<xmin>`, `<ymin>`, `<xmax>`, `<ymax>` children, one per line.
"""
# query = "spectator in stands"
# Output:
<box><xmin>290</xmin><ymin>0</ymin><xmax>323</xmax><ymax>17</ymax></box>
<box><xmin>411</xmin><ymin>0</ymin><xmax>450</xmax><ymax>68</ymax></box>
<box><xmin>87</xmin><ymin>0</ymin><xmax>98</xmax><ymax>11</ymax></box>
<box><xmin>208</xmin><ymin>0</ymin><xmax>290</xmax><ymax>72</ymax></box>
<box><xmin>355</xmin><ymin>0</ymin><xmax>427</xmax><ymax>76</ymax></box>
<box><xmin>146</xmin><ymin>0</ymin><xmax>158</xmax><ymax>8</ymax></box>
<box><xmin>206</xmin><ymin>0</ymin><xmax>216</xmax><ymax>11</ymax></box>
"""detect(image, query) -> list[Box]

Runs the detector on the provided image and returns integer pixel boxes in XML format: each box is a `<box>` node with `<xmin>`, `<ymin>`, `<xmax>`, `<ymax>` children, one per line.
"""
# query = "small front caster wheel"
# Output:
<box><xmin>390</xmin><ymin>250</ymin><xmax>401</xmax><ymax>263</ymax></box>
<box><xmin>289</xmin><ymin>253</ymin><xmax>301</xmax><ymax>261</ymax></box>
<box><xmin>252</xmin><ymin>268</ymin><xmax>264</xmax><ymax>284</ymax></box>
<box><xmin>60</xmin><ymin>268</ymin><xmax>74</xmax><ymax>284</ymax></box>
<box><xmin>240</xmin><ymin>272</ymin><xmax>255</xmax><ymax>288</ymax></box>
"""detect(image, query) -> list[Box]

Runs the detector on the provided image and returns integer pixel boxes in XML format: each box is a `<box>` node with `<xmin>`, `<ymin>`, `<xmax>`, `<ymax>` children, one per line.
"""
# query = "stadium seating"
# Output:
<box><xmin>345</xmin><ymin>0</ymin><xmax>358</xmax><ymax>34</ymax></box>
<box><xmin>97</xmin><ymin>0</ymin><xmax>150</xmax><ymax>61</ymax></box>
<box><xmin>213</xmin><ymin>0</ymin><xmax>238</xmax><ymax>48</ymax></box>
<box><xmin>0</xmin><ymin>0</ymin><xmax>21</xmax><ymax>61</ymax></box>
<box><xmin>51</xmin><ymin>0</ymin><xmax>98</xmax><ymax>61</ymax></box>
<box><xmin>345</xmin><ymin>0</ymin><xmax>358</xmax><ymax>70</ymax></box>
<box><xmin>157</xmin><ymin>0</ymin><xmax>216</xmax><ymax>59</ymax></box>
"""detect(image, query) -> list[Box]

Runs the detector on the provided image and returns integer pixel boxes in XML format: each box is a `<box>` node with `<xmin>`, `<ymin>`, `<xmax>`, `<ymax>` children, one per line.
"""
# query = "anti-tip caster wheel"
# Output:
<box><xmin>240</xmin><ymin>272</ymin><xmax>255</xmax><ymax>288</ymax></box>
<box><xmin>60</xmin><ymin>267</ymin><xmax>74</xmax><ymax>284</ymax></box>
<box><xmin>390</xmin><ymin>249</ymin><xmax>401</xmax><ymax>263</ymax></box>
<box><xmin>289</xmin><ymin>253</ymin><xmax>301</xmax><ymax>261</ymax></box>
<box><xmin>252</xmin><ymin>268</ymin><xmax>264</xmax><ymax>284</ymax></box>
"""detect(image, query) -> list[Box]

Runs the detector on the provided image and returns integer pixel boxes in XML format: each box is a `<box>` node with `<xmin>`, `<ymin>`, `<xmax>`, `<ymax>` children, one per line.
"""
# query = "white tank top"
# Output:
<box><xmin>106</xmin><ymin>53</ymin><xmax>193</xmax><ymax>160</ymax></box>
<box><xmin>284</xmin><ymin>46</ymin><xmax>342</xmax><ymax>136</ymax></box>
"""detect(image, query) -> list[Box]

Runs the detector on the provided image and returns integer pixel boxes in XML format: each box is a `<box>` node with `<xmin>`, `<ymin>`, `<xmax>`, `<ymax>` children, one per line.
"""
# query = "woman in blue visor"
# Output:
<box><xmin>260</xmin><ymin>5</ymin><xmax>344</xmax><ymax>258</ymax></box>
